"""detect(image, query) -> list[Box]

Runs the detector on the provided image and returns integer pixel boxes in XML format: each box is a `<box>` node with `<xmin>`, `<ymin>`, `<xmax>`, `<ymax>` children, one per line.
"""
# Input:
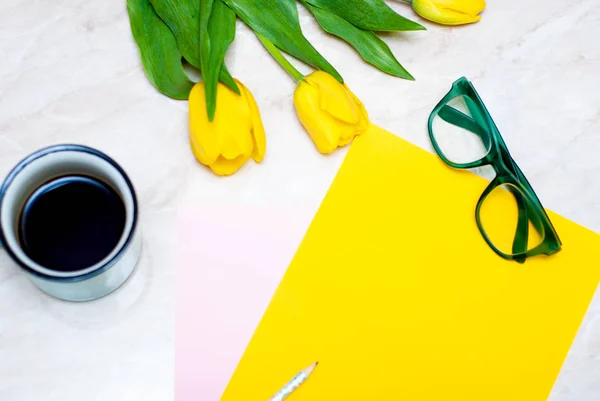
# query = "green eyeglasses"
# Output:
<box><xmin>428</xmin><ymin>77</ymin><xmax>562</xmax><ymax>263</ymax></box>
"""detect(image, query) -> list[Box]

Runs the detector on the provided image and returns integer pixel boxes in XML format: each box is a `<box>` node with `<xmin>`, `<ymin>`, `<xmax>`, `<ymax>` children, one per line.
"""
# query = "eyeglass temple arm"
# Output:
<box><xmin>513</xmin><ymin>163</ymin><xmax>545</xmax><ymax>227</ymax></box>
<box><xmin>464</xmin><ymin>99</ymin><xmax>547</xmax><ymax>242</ymax></box>
<box><xmin>510</xmin><ymin>188</ymin><xmax>529</xmax><ymax>263</ymax></box>
<box><xmin>438</xmin><ymin>105</ymin><xmax>492</xmax><ymax>150</ymax></box>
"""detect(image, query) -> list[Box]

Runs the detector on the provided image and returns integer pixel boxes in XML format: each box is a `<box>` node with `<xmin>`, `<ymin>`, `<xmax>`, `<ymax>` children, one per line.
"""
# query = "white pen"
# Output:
<box><xmin>267</xmin><ymin>362</ymin><xmax>318</xmax><ymax>401</ymax></box>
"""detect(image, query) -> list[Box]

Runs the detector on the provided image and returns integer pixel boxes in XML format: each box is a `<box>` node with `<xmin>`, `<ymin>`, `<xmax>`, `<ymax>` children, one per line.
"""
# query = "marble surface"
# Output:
<box><xmin>1</xmin><ymin>0</ymin><xmax>599</xmax><ymax>400</ymax></box>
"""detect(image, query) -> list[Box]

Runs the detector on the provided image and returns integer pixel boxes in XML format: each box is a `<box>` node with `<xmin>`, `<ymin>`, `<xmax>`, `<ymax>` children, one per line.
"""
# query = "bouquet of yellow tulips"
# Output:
<box><xmin>127</xmin><ymin>0</ymin><xmax>485</xmax><ymax>175</ymax></box>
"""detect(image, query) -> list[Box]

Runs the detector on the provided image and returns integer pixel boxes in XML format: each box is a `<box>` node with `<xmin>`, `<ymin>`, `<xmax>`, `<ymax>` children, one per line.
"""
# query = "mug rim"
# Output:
<box><xmin>0</xmin><ymin>144</ymin><xmax>139</xmax><ymax>283</ymax></box>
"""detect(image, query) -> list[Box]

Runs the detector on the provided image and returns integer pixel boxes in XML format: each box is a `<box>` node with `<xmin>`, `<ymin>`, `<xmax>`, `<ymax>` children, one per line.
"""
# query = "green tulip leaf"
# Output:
<box><xmin>219</xmin><ymin>65</ymin><xmax>239</xmax><ymax>94</ymax></box>
<box><xmin>222</xmin><ymin>0</ymin><xmax>343</xmax><ymax>83</ymax></box>
<box><xmin>278</xmin><ymin>0</ymin><xmax>300</xmax><ymax>23</ymax></box>
<box><xmin>149</xmin><ymin>0</ymin><xmax>199</xmax><ymax>67</ymax></box>
<box><xmin>200</xmin><ymin>0</ymin><xmax>239</xmax><ymax>120</ymax></box>
<box><xmin>199</xmin><ymin>0</ymin><xmax>215</xmax><ymax>118</ymax></box>
<box><xmin>127</xmin><ymin>0</ymin><xmax>194</xmax><ymax>99</ymax></box>
<box><xmin>150</xmin><ymin>0</ymin><xmax>239</xmax><ymax>94</ymax></box>
<box><xmin>208</xmin><ymin>1</ymin><xmax>240</xmax><ymax>94</ymax></box>
<box><xmin>304</xmin><ymin>0</ymin><xmax>425</xmax><ymax>32</ymax></box>
<box><xmin>304</xmin><ymin>2</ymin><xmax>414</xmax><ymax>80</ymax></box>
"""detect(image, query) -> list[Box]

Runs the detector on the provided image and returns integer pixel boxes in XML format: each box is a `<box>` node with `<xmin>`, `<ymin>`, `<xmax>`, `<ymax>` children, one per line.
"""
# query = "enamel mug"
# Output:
<box><xmin>0</xmin><ymin>144</ymin><xmax>141</xmax><ymax>302</ymax></box>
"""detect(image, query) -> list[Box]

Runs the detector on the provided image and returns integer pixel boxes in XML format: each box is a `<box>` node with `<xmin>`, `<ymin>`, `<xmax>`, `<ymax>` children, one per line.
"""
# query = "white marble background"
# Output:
<box><xmin>1</xmin><ymin>0</ymin><xmax>599</xmax><ymax>400</ymax></box>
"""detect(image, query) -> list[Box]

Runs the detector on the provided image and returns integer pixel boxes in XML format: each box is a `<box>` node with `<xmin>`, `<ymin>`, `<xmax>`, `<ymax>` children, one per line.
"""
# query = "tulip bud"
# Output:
<box><xmin>189</xmin><ymin>79</ymin><xmax>266</xmax><ymax>176</ymax></box>
<box><xmin>294</xmin><ymin>71</ymin><xmax>369</xmax><ymax>154</ymax></box>
<box><xmin>412</xmin><ymin>0</ymin><xmax>486</xmax><ymax>26</ymax></box>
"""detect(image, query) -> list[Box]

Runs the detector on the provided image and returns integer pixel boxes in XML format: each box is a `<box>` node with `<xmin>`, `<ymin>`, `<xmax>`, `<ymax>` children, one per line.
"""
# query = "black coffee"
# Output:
<box><xmin>19</xmin><ymin>175</ymin><xmax>126</xmax><ymax>272</ymax></box>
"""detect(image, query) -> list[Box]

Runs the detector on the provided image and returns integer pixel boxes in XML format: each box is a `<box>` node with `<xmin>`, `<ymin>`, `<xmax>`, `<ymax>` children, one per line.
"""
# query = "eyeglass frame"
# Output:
<box><xmin>427</xmin><ymin>76</ymin><xmax>562</xmax><ymax>263</ymax></box>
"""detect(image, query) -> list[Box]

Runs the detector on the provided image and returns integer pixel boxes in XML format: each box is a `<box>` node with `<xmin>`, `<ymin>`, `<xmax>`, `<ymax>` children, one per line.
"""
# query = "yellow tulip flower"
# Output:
<box><xmin>294</xmin><ymin>71</ymin><xmax>369</xmax><ymax>154</ymax></box>
<box><xmin>412</xmin><ymin>0</ymin><xmax>486</xmax><ymax>25</ymax></box>
<box><xmin>189</xmin><ymin>79</ymin><xmax>266</xmax><ymax>176</ymax></box>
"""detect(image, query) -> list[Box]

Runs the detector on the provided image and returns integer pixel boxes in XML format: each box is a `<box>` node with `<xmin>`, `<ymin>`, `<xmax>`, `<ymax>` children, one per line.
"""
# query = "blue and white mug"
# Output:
<box><xmin>0</xmin><ymin>145</ymin><xmax>141</xmax><ymax>302</ymax></box>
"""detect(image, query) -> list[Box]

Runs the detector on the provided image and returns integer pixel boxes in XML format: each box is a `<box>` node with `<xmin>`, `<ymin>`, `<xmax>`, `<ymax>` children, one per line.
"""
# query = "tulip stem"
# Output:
<box><xmin>256</xmin><ymin>33</ymin><xmax>303</xmax><ymax>82</ymax></box>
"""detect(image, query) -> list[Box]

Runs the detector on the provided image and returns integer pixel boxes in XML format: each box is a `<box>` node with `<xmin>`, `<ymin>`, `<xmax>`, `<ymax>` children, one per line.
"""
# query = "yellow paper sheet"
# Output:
<box><xmin>221</xmin><ymin>125</ymin><xmax>600</xmax><ymax>401</ymax></box>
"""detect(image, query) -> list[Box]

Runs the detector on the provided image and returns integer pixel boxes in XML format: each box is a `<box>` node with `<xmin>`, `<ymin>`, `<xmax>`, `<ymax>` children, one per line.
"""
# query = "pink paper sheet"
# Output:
<box><xmin>175</xmin><ymin>206</ymin><xmax>310</xmax><ymax>401</ymax></box>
